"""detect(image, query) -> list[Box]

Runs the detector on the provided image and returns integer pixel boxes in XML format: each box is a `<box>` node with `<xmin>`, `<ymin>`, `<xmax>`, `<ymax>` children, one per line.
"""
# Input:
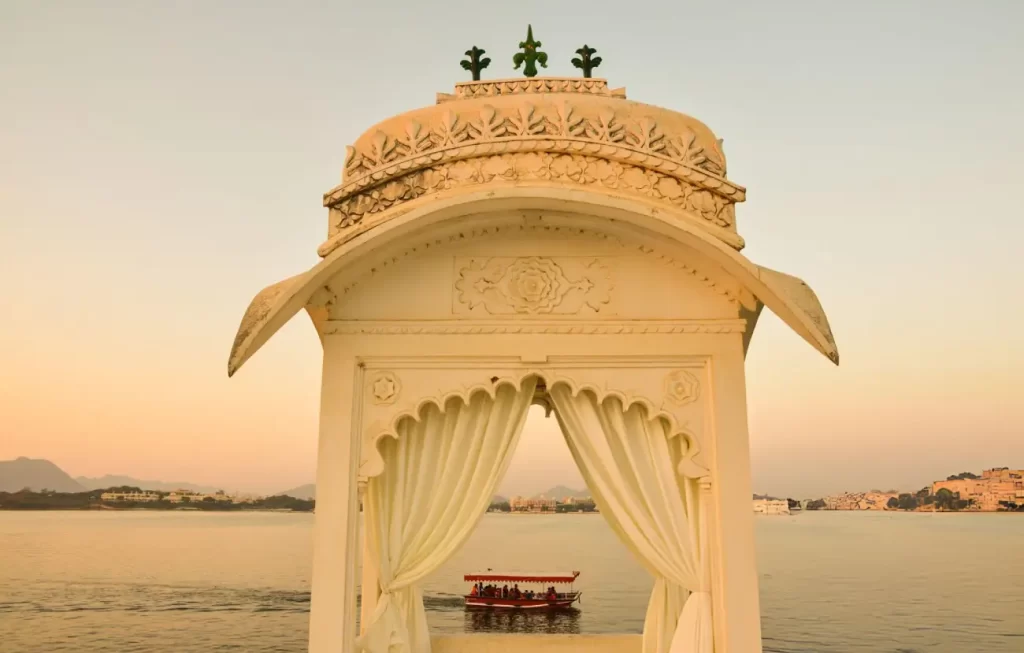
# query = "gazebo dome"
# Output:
<box><xmin>319</xmin><ymin>78</ymin><xmax>747</xmax><ymax>258</ymax></box>
<box><xmin>228</xmin><ymin>77</ymin><xmax>838</xmax><ymax>378</ymax></box>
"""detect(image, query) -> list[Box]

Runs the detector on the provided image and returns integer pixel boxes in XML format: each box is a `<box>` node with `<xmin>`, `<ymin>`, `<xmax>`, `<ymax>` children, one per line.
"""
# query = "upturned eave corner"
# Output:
<box><xmin>227</xmin><ymin>270</ymin><xmax>321</xmax><ymax>378</ymax></box>
<box><xmin>755</xmin><ymin>265</ymin><xmax>840</xmax><ymax>366</ymax></box>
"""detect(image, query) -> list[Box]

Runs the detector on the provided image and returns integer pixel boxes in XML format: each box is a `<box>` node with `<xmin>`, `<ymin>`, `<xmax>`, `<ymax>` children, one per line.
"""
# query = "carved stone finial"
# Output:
<box><xmin>460</xmin><ymin>46</ymin><xmax>491</xmax><ymax>81</ymax></box>
<box><xmin>571</xmin><ymin>45</ymin><xmax>602</xmax><ymax>78</ymax></box>
<box><xmin>513</xmin><ymin>24</ymin><xmax>548</xmax><ymax>78</ymax></box>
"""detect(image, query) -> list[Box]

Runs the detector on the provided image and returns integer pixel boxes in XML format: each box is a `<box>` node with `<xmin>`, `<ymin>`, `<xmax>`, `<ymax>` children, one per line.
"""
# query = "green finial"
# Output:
<box><xmin>460</xmin><ymin>46</ymin><xmax>491</xmax><ymax>81</ymax></box>
<box><xmin>571</xmin><ymin>45</ymin><xmax>602</xmax><ymax>78</ymax></box>
<box><xmin>513</xmin><ymin>24</ymin><xmax>548</xmax><ymax>78</ymax></box>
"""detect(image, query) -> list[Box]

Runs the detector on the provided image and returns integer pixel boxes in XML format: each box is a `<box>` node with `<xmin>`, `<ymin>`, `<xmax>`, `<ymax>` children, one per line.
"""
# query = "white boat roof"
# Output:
<box><xmin>464</xmin><ymin>570</ymin><xmax>580</xmax><ymax>582</ymax></box>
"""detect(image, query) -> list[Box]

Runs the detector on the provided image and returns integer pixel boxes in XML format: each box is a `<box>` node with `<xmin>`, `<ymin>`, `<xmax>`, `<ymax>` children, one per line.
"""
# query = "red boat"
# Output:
<box><xmin>463</xmin><ymin>570</ymin><xmax>581</xmax><ymax>609</ymax></box>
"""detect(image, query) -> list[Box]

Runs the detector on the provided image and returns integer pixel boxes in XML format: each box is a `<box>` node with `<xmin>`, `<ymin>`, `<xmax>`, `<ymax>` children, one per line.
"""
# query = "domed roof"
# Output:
<box><xmin>319</xmin><ymin>78</ymin><xmax>747</xmax><ymax>257</ymax></box>
<box><xmin>226</xmin><ymin>77</ymin><xmax>838</xmax><ymax>377</ymax></box>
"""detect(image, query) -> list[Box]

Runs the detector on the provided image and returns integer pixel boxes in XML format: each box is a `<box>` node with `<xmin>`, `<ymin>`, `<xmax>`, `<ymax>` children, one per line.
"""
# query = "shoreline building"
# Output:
<box><xmin>510</xmin><ymin>496</ymin><xmax>557</xmax><ymax>512</ymax></box>
<box><xmin>822</xmin><ymin>491</ymin><xmax>898</xmax><ymax>511</ymax></box>
<box><xmin>932</xmin><ymin>468</ymin><xmax>1024</xmax><ymax>511</ymax></box>
<box><xmin>166</xmin><ymin>490</ymin><xmax>235</xmax><ymax>504</ymax></box>
<box><xmin>226</xmin><ymin>34</ymin><xmax>839</xmax><ymax>653</ymax></box>
<box><xmin>100</xmin><ymin>490</ymin><xmax>160</xmax><ymax>502</ymax></box>
<box><xmin>752</xmin><ymin>498</ymin><xmax>790</xmax><ymax>515</ymax></box>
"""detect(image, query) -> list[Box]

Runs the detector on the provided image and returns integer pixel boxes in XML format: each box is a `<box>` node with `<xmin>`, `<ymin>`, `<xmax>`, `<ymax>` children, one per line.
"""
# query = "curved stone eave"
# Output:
<box><xmin>226</xmin><ymin>188</ymin><xmax>839</xmax><ymax>377</ymax></box>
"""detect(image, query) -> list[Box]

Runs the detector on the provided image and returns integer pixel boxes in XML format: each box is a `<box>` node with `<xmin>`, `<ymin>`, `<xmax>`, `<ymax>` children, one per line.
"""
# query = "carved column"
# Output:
<box><xmin>358</xmin><ymin>477</ymin><xmax>379</xmax><ymax>634</ymax></box>
<box><xmin>698</xmin><ymin>477</ymin><xmax>717</xmax><ymax>649</ymax></box>
<box><xmin>308</xmin><ymin>339</ymin><xmax>361</xmax><ymax>653</ymax></box>
<box><xmin>707</xmin><ymin>345</ymin><xmax>763</xmax><ymax>653</ymax></box>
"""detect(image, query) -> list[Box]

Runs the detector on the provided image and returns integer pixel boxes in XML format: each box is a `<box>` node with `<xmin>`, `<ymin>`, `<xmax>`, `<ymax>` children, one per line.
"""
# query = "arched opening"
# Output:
<box><xmin>430</xmin><ymin>400</ymin><xmax>650</xmax><ymax>638</ymax></box>
<box><xmin>357</xmin><ymin>374</ymin><xmax>712</xmax><ymax>653</ymax></box>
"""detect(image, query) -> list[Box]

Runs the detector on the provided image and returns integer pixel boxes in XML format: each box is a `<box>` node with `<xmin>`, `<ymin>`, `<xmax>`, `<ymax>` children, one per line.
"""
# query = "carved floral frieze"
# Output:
<box><xmin>315</xmin><ymin>220</ymin><xmax>751</xmax><ymax>309</ymax></box>
<box><xmin>455</xmin><ymin>256</ymin><xmax>612</xmax><ymax>316</ymax></box>
<box><xmin>337</xmin><ymin>101</ymin><xmax>728</xmax><ymax>187</ymax></box>
<box><xmin>444</xmin><ymin>77</ymin><xmax>625</xmax><ymax>101</ymax></box>
<box><xmin>330</xmin><ymin>152</ymin><xmax>736</xmax><ymax>236</ymax></box>
<box><xmin>324</xmin><ymin>320</ymin><xmax>746</xmax><ymax>336</ymax></box>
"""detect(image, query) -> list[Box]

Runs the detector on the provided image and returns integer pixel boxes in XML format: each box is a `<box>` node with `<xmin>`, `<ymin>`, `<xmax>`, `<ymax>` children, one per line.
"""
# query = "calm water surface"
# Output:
<box><xmin>0</xmin><ymin>511</ymin><xmax>1021</xmax><ymax>652</ymax></box>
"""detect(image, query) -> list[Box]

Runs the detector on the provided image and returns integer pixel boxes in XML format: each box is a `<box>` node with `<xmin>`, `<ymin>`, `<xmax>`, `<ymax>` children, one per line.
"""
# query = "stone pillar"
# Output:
<box><xmin>359</xmin><ymin>478</ymin><xmax>379</xmax><ymax>633</ymax></box>
<box><xmin>708</xmin><ymin>345</ymin><xmax>763</xmax><ymax>653</ymax></box>
<box><xmin>308</xmin><ymin>340</ymin><xmax>361</xmax><ymax>653</ymax></box>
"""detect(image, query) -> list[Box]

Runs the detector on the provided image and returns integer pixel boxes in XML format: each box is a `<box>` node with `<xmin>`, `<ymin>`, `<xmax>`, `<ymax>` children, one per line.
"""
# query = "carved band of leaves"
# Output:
<box><xmin>329</xmin><ymin>153</ymin><xmax>740</xmax><ymax>250</ymax></box>
<box><xmin>341</xmin><ymin>129</ymin><xmax>729</xmax><ymax>192</ymax></box>
<box><xmin>328</xmin><ymin>137</ymin><xmax>742</xmax><ymax>212</ymax></box>
<box><xmin>334</xmin><ymin>102</ymin><xmax>734</xmax><ymax>200</ymax></box>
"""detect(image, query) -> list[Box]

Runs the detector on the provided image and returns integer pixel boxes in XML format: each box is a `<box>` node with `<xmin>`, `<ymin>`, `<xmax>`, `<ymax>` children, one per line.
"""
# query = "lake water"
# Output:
<box><xmin>0</xmin><ymin>511</ymin><xmax>1021</xmax><ymax>652</ymax></box>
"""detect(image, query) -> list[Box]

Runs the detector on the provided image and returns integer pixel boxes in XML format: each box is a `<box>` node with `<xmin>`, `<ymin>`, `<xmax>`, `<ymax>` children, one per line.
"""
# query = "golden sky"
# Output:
<box><xmin>1</xmin><ymin>1</ymin><xmax>1021</xmax><ymax>496</ymax></box>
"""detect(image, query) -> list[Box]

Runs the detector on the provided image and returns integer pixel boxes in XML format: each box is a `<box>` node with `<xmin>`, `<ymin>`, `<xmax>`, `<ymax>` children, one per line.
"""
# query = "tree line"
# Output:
<box><xmin>0</xmin><ymin>488</ymin><xmax>314</xmax><ymax>512</ymax></box>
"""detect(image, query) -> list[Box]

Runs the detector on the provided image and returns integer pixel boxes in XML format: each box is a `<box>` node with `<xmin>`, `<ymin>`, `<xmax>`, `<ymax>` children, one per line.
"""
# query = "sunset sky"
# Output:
<box><xmin>2</xmin><ymin>1</ymin><xmax>1021</xmax><ymax>498</ymax></box>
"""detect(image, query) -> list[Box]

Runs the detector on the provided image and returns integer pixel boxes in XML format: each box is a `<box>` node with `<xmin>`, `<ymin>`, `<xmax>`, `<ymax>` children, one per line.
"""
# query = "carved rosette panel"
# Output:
<box><xmin>454</xmin><ymin>256</ymin><xmax>612</xmax><ymax>316</ymax></box>
<box><xmin>368</xmin><ymin>371</ymin><xmax>401</xmax><ymax>405</ymax></box>
<box><xmin>665</xmin><ymin>370</ymin><xmax>700</xmax><ymax>406</ymax></box>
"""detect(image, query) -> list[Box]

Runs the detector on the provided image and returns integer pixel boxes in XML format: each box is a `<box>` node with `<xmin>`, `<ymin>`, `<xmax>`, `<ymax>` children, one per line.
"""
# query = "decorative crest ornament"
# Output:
<box><xmin>460</xmin><ymin>46</ymin><xmax>491</xmax><ymax>81</ymax></box>
<box><xmin>571</xmin><ymin>45</ymin><xmax>602</xmax><ymax>78</ymax></box>
<box><xmin>513</xmin><ymin>25</ymin><xmax>548</xmax><ymax>78</ymax></box>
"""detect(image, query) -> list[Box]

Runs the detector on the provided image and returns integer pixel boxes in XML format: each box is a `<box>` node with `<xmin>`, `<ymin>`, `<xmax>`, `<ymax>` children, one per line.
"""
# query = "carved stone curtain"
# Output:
<box><xmin>548</xmin><ymin>384</ymin><xmax>713</xmax><ymax>653</ymax></box>
<box><xmin>356</xmin><ymin>377</ymin><xmax>538</xmax><ymax>653</ymax></box>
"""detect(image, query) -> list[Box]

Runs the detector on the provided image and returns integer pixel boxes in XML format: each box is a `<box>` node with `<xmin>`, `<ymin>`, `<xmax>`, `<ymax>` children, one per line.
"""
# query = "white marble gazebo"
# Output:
<box><xmin>228</xmin><ymin>72</ymin><xmax>837</xmax><ymax>653</ymax></box>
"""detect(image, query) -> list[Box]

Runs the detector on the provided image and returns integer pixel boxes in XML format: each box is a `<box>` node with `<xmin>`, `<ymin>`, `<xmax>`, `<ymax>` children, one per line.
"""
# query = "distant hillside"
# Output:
<box><xmin>277</xmin><ymin>484</ymin><xmax>316</xmax><ymax>500</ymax></box>
<box><xmin>76</xmin><ymin>475</ymin><xmax>224</xmax><ymax>494</ymax></box>
<box><xmin>0</xmin><ymin>458</ymin><xmax>84</xmax><ymax>493</ymax></box>
<box><xmin>533</xmin><ymin>485</ymin><xmax>590</xmax><ymax>499</ymax></box>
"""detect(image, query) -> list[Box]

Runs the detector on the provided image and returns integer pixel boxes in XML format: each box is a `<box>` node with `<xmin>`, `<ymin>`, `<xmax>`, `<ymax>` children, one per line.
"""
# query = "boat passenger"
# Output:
<box><xmin>470</xmin><ymin>584</ymin><xmax>478</xmax><ymax>597</ymax></box>
<box><xmin>512</xmin><ymin>584</ymin><xmax>521</xmax><ymax>599</ymax></box>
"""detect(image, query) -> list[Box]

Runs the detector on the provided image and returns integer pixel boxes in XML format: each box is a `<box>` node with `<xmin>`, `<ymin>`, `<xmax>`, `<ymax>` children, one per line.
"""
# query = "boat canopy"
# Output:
<box><xmin>464</xmin><ymin>571</ymin><xmax>580</xmax><ymax>583</ymax></box>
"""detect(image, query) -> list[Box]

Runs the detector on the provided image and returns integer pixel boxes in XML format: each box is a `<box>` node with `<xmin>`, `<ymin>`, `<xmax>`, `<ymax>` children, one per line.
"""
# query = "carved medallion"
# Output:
<box><xmin>455</xmin><ymin>257</ymin><xmax>611</xmax><ymax>316</ymax></box>
<box><xmin>665</xmin><ymin>370</ymin><xmax>700</xmax><ymax>406</ymax></box>
<box><xmin>369</xmin><ymin>371</ymin><xmax>401</xmax><ymax>405</ymax></box>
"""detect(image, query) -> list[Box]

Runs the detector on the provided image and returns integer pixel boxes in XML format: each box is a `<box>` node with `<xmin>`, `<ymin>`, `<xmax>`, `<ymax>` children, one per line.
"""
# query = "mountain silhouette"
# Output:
<box><xmin>0</xmin><ymin>457</ymin><xmax>85</xmax><ymax>493</ymax></box>
<box><xmin>76</xmin><ymin>475</ymin><xmax>226</xmax><ymax>494</ymax></box>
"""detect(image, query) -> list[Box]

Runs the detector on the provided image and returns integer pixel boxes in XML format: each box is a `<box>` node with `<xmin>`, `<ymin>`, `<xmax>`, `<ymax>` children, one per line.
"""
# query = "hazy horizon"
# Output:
<box><xmin>2</xmin><ymin>1</ymin><xmax>1022</xmax><ymax>499</ymax></box>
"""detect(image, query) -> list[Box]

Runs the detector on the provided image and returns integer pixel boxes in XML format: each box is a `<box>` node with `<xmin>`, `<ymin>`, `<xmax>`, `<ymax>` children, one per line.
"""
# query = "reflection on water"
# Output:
<box><xmin>465</xmin><ymin>607</ymin><xmax>582</xmax><ymax>634</ymax></box>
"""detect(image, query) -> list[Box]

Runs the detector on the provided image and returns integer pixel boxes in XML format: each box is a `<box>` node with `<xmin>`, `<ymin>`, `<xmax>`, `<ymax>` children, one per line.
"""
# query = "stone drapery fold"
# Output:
<box><xmin>356</xmin><ymin>379</ymin><xmax>538</xmax><ymax>653</ymax></box>
<box><xmin>549</xmin><ymin>384</ymin><xmax>713</xmax><ymax>653</ymax></box>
